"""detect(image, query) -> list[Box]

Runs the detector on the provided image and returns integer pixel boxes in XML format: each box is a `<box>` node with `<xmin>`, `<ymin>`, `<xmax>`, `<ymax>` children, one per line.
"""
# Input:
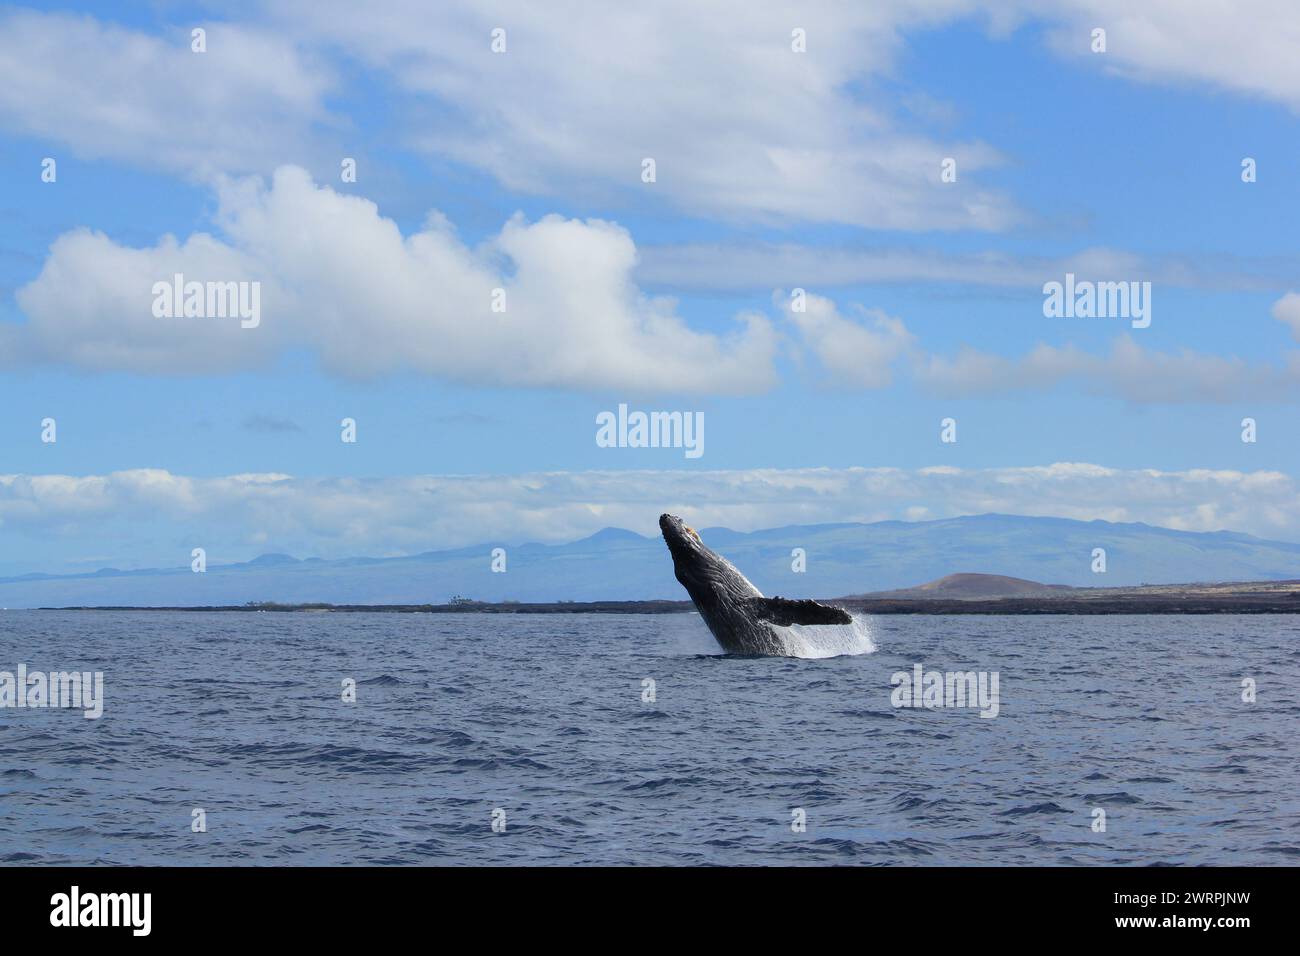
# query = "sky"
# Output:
<box><xmin>1</xmin><ymin>0</ymin><xmax>1299</xmax><ymax>575</ymax></box>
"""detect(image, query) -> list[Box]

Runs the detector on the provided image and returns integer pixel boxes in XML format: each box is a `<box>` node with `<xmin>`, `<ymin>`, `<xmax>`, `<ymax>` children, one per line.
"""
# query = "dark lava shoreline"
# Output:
<box><xmin>38</xmin><ymin>590</ymin><xmax>1300</xmax><ymax>615</ymax></box>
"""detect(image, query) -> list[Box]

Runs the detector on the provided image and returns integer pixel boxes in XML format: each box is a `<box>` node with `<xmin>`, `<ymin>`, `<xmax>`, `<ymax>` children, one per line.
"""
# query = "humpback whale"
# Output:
<box><xmin>659</xmin><ymin>513</ymin><xmax>852</xmax><ymax>655</ymax></box>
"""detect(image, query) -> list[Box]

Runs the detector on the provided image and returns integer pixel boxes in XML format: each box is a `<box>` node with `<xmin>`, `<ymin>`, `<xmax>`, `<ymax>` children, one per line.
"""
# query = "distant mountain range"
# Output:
<box><xmin>3</xmin><ymin>513</ymin><xmax>1300</xmax><ymax>609</ymax></box>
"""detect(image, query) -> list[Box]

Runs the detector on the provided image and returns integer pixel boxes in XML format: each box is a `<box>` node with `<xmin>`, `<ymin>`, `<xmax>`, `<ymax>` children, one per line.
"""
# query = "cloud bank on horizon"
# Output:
<box><xmin>2</xmin><ymin>463</ymin><xmax>1297</xmax><ymax>575</ymax></box>
<box><xmin>2</xmin><ymin>1</ymin><xmax>1299</xmax><ymax>573</ymax></box>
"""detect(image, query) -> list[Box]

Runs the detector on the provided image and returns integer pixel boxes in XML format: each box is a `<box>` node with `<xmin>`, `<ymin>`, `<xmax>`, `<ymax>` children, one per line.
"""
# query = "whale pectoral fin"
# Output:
<box><xmin>747</xmin><ymin>596</ymin><xmax>852</xmax><ymax>627</ymax></box>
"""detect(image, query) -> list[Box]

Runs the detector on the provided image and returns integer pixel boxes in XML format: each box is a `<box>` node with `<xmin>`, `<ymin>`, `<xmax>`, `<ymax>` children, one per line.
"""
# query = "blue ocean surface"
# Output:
<box><xmin>0</xmin><ymin>611</ymin><xmax>1297</xmax><ymax>865</ymax></box>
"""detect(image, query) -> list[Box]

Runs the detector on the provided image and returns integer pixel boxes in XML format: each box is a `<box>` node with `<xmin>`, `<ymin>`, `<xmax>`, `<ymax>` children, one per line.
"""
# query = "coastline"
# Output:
<box><xmin>36</xmin><ymin>588</ymin><xmax>1300</xmax><ymax>615</ymax></box>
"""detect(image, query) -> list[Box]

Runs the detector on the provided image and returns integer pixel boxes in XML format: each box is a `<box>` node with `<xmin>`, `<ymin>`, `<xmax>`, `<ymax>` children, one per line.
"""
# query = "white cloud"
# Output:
<box><xmin>918</xmin><ymin>334</ymin><xmax>1300</xmax><ymax>403</ymax></box>
<box><xmin>0</xmin><ymin>10</ymin><xmax>333</xmax><ymax>178</ymax></box>
<box><xmin>262</xmin><ymin>0</ymin><xmax>1017</xmax><ymax>231</ymax></box>
<box><xmin>13</xmin><ymin>209</ymin><xmax>1299</xmax><ymax>402</ymax></box>
<box><xmin>774</xmin><ymin>289</ymin><xmax>1300</xmax><ymax>404</ymax></box>
<box><xmin>1034</xmin><ymin>0</ymin><xmax>1300</xmax><ymax>112</ymax></box>
<box><xmin>778</xmin><ymin>291</ymin><xmax>914</xmax><ymax>388</ymax></box>
<box><xmin>1271</xmin><ymin>291</ymin><xmax>1300</xmax><ymax>339</ymax></box>
<box><xmin>637</xmin><ymin>242</ymin><xmax>1290</xmax><ymax>293</ymax></box>
<box><xmin>4</xmin><ymin>2</ymin><xmax>1298</xmax><ymax>225</ymax></box>
<box><xmin>11</xmin><ymin>166</ymin><xmax>778</xmax><ymax>392</ymax></box>
<box><xmin>4</xmin><ymin>464</ymin><xmax>1300</xmax><ymax>569</ymax></box>
<box><xmin>0</xmin><ymin>3</ymin><xmax>1020</xmax><ymax>229</ymax></box>
<box><xmin>274</xmin><ymin>0</ymin><xmax>1300</xmax><ymax>226</ymax></box>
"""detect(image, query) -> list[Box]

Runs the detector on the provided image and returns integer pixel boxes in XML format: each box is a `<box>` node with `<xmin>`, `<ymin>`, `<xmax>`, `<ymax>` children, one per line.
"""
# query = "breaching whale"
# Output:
<box><xmin>659</xmin><ymin>513</ymin><xmax>852</xmax><ymax>655</ymax></box>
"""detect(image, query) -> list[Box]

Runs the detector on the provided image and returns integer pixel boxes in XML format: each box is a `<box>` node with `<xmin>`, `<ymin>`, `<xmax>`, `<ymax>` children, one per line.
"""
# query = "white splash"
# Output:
<box><xmin>767</xmin><ymin>614</ymin><xmax>877</xmax><ymax>659</ymax></box>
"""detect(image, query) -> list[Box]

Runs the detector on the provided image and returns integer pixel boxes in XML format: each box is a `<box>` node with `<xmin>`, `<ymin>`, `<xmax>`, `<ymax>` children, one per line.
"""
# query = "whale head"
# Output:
<box><xmin>659</xmin><ymin>513</ymin><xmax>754</xmax><ymax>599</ymax></box>
<box><xmin>659</xmin><ymin>512</ymin><xmax>703</xmax><ymax>564</ymax></box>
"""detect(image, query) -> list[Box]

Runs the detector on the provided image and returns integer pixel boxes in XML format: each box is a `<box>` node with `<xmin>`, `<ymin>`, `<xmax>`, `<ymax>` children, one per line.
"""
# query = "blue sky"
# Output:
<box><xmin>2</xmin><ymin>1</ymin><xmax>1299</xmax><ymax>575</ymax></box>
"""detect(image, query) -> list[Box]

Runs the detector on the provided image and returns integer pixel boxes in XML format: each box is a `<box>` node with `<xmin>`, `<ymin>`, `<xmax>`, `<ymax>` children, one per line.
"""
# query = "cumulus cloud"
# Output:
<box><xmin>12</xmin><ymin>207</ymin><xmax>1299</xmax><ymax>402</ymax></box>
<box><xmin>11</xmin><ymin>166</ymin><xmax>778</xmax><ymax>392</ymax></box>
<box><xmin>4</xmin><ymin>464</ymin><xmax>1300</xmax><ymax>571</ymax></box>
<box><xmin>778</xmin><ymin>291</ymin><xmax>914</xmax><ymax>388</ymax></box>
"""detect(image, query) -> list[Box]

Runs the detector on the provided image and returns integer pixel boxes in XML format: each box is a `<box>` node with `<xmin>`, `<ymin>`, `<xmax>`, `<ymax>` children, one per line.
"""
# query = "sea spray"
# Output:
<box><xmin>766</xmin><ymin>613</ymin><xmax>877</xmax><ymax>659</ymax></box>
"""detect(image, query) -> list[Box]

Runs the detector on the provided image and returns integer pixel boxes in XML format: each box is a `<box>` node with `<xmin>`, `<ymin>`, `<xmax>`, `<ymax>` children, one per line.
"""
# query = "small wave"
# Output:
<box><xmin>623</xmin><ymin>775</ymin><xmax>704</xmax><ymax>792</ymax></box>
<box><xmin>998</xmin><ymin>802</ymin><xmax>1071</xmax><ymax>816</ymax></box>
<box><xmin>890</xmin><ymin>794</ymin><xmax>956</xmax><ymax>815</ymax></box>
<box><xmin>1084</xmin><ymin>791</ymin><xmax>1143</xmax><ymax>805</ymax></box>
<box><xmin>286</xmin><ymin>824</ymin><xmax>331</xmax><ymax>834</ymax></box>
<box><xmin>766</xmin><ymin>613</ymin><xmax>877</xmax><ymax>659</ymax></box>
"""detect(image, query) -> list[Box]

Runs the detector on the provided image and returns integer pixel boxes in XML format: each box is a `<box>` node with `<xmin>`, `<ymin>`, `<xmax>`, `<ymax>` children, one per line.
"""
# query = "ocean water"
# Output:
<box><xmin>1</xmin><ymin>610</ymin><xmax>1297</xmax><ymax>866</ymax></box>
